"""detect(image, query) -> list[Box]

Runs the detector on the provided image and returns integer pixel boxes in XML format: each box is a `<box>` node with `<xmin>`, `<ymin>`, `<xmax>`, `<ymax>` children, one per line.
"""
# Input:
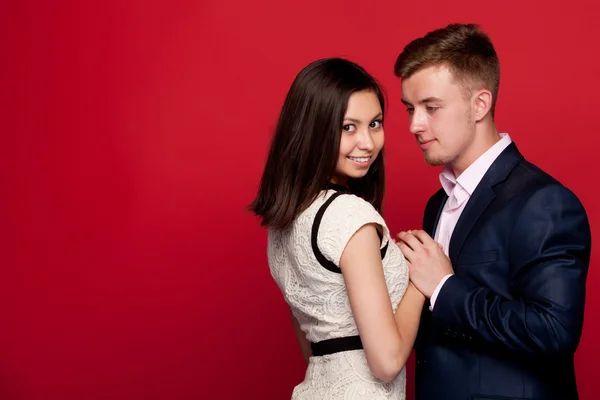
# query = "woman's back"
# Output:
<box><xmin>268</xmin><ymin>189</ymin><xmax>409</xmax><ymax>399</ymax></box>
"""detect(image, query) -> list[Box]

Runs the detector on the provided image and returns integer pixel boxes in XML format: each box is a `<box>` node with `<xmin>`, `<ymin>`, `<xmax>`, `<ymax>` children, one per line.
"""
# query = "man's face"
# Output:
<box><xmin>401</xmin><ymin>65</ymin><xmax>477</xmax><ymax>172</ymax></box>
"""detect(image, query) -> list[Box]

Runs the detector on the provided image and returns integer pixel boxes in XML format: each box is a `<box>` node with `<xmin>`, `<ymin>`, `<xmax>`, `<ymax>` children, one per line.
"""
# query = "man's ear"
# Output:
<box><xmin>473</xmin><ymin>89</ymin><xmax>493</xmax><ymax>122</ymax></box>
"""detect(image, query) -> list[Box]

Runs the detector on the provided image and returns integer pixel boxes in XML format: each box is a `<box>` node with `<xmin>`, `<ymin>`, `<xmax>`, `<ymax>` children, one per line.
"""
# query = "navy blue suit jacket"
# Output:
<box><xmin>415</xmin><ymin>143</ymin><xmax>592</xmax><ymax>400</ymax></box>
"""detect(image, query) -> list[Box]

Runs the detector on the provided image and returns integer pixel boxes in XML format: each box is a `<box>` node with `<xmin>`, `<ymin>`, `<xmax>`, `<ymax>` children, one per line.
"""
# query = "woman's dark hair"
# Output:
<box><xmin>249</xmin><ymin>58</ymin><xmax>386</xmax><ymax>230</ymax></box>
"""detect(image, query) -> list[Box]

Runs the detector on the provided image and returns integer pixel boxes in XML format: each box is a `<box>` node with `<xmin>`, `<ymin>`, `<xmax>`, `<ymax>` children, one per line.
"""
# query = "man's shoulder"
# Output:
<box><xmin>503</xmin><ymin>157</ymin><xmax>586</xmax><ymax>213</ymax></box>
<box><xmin>509</xmin><ymin>157</ymin><xmax>574</xmax><ymax>196</ymax></box>
<box><xmin>514</xmin><ymin>158</ymin><xmax>558</xmax><ymax>185</ymax></box>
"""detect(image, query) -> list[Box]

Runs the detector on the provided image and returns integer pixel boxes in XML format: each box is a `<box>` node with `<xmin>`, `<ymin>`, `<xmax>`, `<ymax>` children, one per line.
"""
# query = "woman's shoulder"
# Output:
<box><xmin>324</xmin><ymin>191</ymin><xmax>381</xmax><ymax>220</ymax></box>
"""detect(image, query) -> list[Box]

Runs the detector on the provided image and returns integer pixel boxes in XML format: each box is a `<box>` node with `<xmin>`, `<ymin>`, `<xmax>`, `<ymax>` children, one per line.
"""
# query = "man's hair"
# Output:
<box><xmin>394</xmin><ymin>23</ymin><xmax>500</xmax><ymax>117</ymax></box>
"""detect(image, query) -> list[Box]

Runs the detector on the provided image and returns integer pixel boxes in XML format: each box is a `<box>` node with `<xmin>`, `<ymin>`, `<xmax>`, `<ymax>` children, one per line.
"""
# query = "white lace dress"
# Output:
<box><xmin>268</xmin><ymin>189</ymin><xmax>409</xmax><ymax>399</ymax></box>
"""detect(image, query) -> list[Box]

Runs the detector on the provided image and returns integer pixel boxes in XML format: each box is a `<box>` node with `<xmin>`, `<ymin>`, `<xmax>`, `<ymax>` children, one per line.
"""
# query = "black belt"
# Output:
<box><xmin>311</xmin><ymin>335</ymin><xmax>363</xmax><ymax>356</ymax></box>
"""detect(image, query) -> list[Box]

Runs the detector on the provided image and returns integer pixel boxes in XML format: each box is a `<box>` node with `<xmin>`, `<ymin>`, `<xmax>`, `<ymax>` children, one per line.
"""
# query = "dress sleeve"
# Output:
<box><xmin>317</xmin><ymin>193</ymin><xmax>389</xmax><ymax>266</ymax></box>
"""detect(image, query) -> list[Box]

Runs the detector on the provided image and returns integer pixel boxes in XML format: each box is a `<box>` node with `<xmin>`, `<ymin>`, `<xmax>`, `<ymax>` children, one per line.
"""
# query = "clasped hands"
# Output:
<box><xmin>394</xmin><ymin>230</ymin><xmax>454</xmax><ymax>298</ymax></box>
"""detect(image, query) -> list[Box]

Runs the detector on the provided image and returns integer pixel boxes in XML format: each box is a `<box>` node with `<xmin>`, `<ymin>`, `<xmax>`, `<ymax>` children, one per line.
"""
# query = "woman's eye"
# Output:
<box><xmin>343</xmin><ymin>124</ymin><xmax>356</xmax><ymax>132</ymax></box>
<box><xmin>370</xmin><ymin>120</ymin><xmax>382</xmax><ymax>129</ymax></box>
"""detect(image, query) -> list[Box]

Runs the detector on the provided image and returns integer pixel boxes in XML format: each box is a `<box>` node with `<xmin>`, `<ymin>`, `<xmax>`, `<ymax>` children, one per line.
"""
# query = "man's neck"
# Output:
<box><xmin>451</xmin><ymin>124</ymin><xmax>500</xmax><ymax>177</ymax></box>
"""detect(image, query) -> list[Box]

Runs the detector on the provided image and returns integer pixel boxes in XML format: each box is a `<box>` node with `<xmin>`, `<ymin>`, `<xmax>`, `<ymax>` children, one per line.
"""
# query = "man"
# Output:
<box><xmin>394</xmin><ymin>23</ymin><xmax>592</xmax><ymax>400</ymax></box>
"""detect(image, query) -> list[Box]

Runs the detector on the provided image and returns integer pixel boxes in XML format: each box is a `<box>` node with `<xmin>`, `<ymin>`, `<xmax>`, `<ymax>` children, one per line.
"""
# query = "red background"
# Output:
<box><xmin>5</xmin><ymin>1</ymin><xmax>599</xmax><ymax>399</ymax></box>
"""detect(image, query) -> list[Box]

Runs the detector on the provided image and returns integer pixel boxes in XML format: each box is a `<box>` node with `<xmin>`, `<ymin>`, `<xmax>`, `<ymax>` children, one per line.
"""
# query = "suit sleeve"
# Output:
<box><xmin>431</xmin><ymin>184</ymin><xmax>591</xmax><ymax>355</ymax></box>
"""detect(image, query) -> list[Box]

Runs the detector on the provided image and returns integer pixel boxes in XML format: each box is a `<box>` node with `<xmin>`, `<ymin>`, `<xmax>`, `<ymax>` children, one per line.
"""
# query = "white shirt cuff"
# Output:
<box><xmin>429</xmin><ymin>274</ymin><xmax>454</xmax><ymax>311</ymax></box>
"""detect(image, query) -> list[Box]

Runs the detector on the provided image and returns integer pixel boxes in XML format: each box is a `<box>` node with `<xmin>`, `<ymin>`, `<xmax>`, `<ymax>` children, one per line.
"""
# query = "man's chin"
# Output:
<box><xmin>424</xmin><ymin>155</ymin><xmax>446</xmax><ymax>167</ymax></box>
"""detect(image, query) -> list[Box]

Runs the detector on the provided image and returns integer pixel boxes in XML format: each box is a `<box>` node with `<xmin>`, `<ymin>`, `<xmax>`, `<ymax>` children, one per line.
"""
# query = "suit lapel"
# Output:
<box><xmin>424</xmin><ymin>189</ymin><xmax>448</xmax><ymax>237</ymax></box>
<box><xmin>448</xmin><ymin>142</ymin><xmax>524</xmax><ymax>264</ymax></box>
<box><xmin>448</xmin><ymin>185</ymin><xmax>495</xmax><ymax>263</ymax></box>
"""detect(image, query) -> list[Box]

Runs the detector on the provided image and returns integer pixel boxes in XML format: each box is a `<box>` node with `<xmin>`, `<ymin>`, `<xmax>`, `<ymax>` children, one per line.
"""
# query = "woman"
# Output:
<box><xmin>249</xmin><ymin>58</ymin><xmax>424</xmax><ymax>399</ymax></box>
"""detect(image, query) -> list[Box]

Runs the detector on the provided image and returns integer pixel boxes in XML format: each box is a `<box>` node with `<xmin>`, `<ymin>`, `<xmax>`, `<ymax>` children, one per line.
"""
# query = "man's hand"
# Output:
<box><xmin>396</xmin><ymin>230</ymin><xmax>454</xmax><ymax>298</ymax></box>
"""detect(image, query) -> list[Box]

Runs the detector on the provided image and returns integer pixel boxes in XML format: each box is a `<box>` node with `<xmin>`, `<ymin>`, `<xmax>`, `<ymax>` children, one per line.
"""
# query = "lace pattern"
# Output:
<box><xmin>268</xmin><ymin>190</ymin><xmax>409</xmax><ymax>399</ymax></box>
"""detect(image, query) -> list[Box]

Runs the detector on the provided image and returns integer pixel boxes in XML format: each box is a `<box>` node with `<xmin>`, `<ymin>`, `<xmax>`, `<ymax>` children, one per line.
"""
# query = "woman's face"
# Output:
<box><xmin>332</xmin><ymin>90</ymin><xmax>384</xmax><ymax>185</ymax></box>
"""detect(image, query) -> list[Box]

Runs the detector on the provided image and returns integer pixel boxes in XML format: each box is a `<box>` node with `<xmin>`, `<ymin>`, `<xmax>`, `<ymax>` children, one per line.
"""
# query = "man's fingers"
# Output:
<box><xmin>410</xmin><ymin>230</ymin><xmax>436</xmax><ymax>246</ymax></box>
<box><xmin>410</xmin><ymin>230</ymin><xmax>445</xmax><ymax>252</ymax></box>
<box><xmin>397</xmin><ymin>231</ymin><xmax>423</xmax><ymax>252</ymax></box>
<box><xmin>397</xmin><ymin>241</ymin><xmax>414</xmax><ymax>263</ymax></box>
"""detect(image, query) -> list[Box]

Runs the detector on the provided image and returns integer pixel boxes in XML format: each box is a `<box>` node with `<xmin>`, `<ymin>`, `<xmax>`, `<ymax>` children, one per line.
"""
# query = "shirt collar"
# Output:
<box><xmin>439</xmin><ymin>133</ymin><xmax>513</xmax><ymax>196</ymax></box>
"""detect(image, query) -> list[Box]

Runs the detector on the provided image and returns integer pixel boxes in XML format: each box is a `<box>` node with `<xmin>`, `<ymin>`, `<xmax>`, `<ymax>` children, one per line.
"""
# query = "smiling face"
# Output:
<box><xmin>332</xmin><ymin>89</ymin><xmax>384</xmax><ymax>185</ymax></box>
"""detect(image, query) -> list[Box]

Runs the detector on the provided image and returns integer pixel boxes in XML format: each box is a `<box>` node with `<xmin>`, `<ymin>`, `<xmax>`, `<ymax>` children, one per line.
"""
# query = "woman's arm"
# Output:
<box><xmin>340</xmin><ymin>223</ymin><xmax>425</xmax><ymax>382</ymax></box>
